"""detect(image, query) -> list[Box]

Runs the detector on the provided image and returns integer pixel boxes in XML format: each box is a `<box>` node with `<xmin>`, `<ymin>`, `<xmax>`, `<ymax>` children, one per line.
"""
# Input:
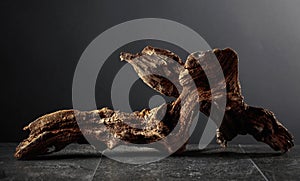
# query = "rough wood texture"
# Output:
<box><xmin>15</xmin><ymin>46</ymin><xmax>294</xmax><ymax>159</ymax></box>
<box><xmin>121</xmin><ymin>47</ymin><xmax>294</xmax><ymax>151</ymax></box>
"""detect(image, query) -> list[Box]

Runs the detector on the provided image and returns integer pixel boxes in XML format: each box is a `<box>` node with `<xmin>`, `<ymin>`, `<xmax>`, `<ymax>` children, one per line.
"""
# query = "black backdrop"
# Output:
<box><xmin>2</xmin><ymin>0</ymin><xmax>300</xmax><ymax>144</ymax></box>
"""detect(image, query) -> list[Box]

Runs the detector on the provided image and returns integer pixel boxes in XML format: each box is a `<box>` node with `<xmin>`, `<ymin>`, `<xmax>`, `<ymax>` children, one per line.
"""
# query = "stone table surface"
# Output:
<box><xmin>0</xmin><ymin>143</ymin><xmax>299</xmax><ymax>181</ymax></box>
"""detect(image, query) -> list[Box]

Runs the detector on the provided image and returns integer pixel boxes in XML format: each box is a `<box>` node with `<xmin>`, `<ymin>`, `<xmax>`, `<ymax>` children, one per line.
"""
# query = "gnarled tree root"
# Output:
<box><xmin>15</xmin><ymin>46</ymin><xmax>294</xmax><ymax>159</ymax></box>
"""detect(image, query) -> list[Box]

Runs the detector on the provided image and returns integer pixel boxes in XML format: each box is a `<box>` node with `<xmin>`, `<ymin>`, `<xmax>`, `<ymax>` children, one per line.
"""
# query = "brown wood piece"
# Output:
<box><xmin>15</xmin><ymin>46</ymin><xmax>294</xmax><ymax>159</ymax></box>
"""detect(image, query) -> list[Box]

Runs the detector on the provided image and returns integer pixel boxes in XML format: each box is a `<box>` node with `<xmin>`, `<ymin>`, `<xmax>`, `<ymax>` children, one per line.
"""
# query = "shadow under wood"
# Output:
<box><xmin>19</xmin><ymin>152</ymin><xmax>102</xmax><ymax>161</ymax></box>
<box><xmin>17</xmin><ymin>147</ymin><xmax>284</xmax><ymax>160</ymax></box>
<box><xmin>179</xmin><ymin>149</ymin><xmax>283</xmax><ymax>158</ymax></box>
<box><xmin>21</xmin><ymin>150</ymin><xmax>283</xmax><ymax>161</ymax></box>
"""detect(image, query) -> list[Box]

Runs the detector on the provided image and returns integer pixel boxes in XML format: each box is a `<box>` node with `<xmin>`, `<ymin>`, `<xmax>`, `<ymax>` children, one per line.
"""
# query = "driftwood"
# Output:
<box><xmin>15</xmin><ymin>46</ymin><xmax>294</xmax><ymax>159</ymax></box>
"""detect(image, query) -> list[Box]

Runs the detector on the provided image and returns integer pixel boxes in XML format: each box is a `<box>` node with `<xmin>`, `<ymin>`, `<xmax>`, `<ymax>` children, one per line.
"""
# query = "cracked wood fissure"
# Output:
<box><xmin>15</xmin><ymin>46</ymin><xmax>294</xmax><ymax>159</ymax></box>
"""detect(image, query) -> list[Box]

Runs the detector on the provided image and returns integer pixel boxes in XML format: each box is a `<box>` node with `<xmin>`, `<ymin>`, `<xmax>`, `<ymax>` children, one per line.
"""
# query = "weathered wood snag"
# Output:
<box><xmin>15</xmin><ymin>46</ymin><xmax>294</xmax><ymax>159</ymax></box>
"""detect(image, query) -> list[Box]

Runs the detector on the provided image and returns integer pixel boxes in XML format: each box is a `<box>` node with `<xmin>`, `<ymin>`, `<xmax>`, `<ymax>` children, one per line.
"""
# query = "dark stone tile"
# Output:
<box><xmin>93</xmin><ymin>145</ymin><xmax>265</xmax><ymax>181</ymax></box>
<box><xmin>240</xmin><ymin>145</ymin><xmax>300</xmax><ymax>181</ymax></box>
<box><xmin>2</xmin><ymin>143</ymin><xmax>298</xmax><ymax>180</ymax></box>
<box><xmin>0</xmin><ymin>143</ymin><xmax>101</xmax><ymax>180</ymax></box>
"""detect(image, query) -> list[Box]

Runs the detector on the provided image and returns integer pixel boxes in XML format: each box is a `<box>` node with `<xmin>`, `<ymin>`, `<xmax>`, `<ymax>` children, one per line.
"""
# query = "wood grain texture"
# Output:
<box><xmin>15</xmin><ymin>46</ymin><xmax>294</xmax><ymax>159</ymax></box>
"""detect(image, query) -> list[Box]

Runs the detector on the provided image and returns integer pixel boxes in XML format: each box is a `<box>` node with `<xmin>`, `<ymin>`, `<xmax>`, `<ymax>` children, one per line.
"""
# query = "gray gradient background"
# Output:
<box><xmin>1</xmin><ymin>0</ymin><xmax>299</xmax><ymax>145</ymax></box>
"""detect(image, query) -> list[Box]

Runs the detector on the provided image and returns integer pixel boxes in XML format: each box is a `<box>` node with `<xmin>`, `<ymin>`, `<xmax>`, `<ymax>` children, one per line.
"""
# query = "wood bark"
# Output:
<box><xmin>15</xmin><ymin>46</ymin><xmax>294</xmax><ymax>159</ymax></box>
